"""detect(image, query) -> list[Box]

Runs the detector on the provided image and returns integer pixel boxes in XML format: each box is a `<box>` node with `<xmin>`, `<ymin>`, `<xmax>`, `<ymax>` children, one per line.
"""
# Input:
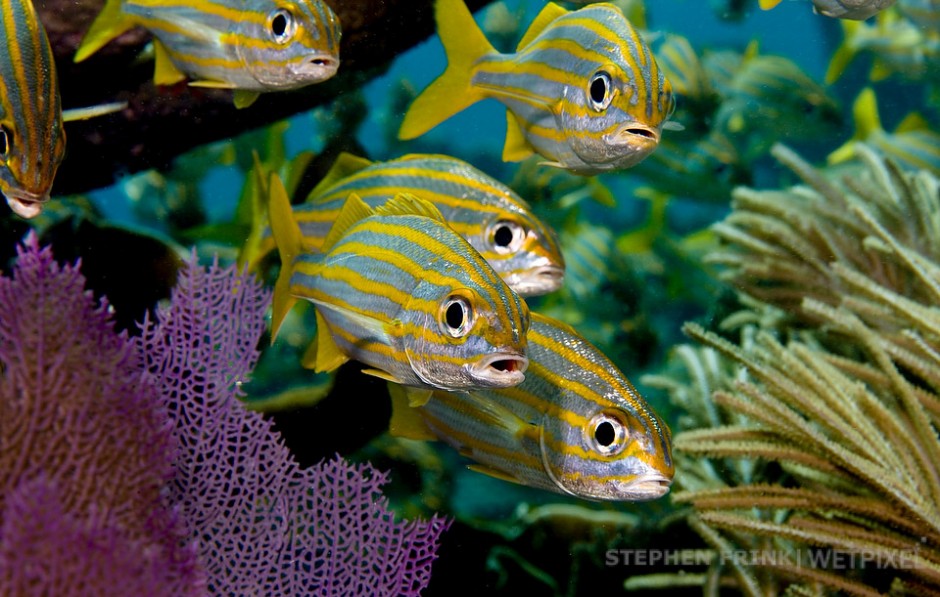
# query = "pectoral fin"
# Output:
<box><xmin>153</xmin><ymin>40</ymin><xmax>187</xmax><ymax>86</ymax></box>
<box><xmin>388</xmin><ymin>383</ymin><xmax>438</xmax><ymax>441</ymax></box>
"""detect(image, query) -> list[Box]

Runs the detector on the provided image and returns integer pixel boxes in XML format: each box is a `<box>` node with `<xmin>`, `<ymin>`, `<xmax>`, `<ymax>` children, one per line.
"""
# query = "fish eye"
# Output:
<box><xmin>588</xmin><ymin>411</ymin><xmax>629</xmax><ymax>456</ymax></box>
<box><xmin>440</xmin><ymin>294</ymin><xmax>474</xmax><ymax>338</ymax></box>
<box><xmin>490</xmin><ymin>220</ymin><xmax>526</xmax><ymax>255</ymax></box>
<box><xmin>588</xmin><ymin>71</ymin><xmax>613</xmax><ymax>111</ymax></box>
<box><xmin>0</xmin><ymin>125</ymin><xmax>10</xmax><ymax>159</ymax></box>
<box><xmin>268</xmin><ymin>8</ymin><xmax>296</xmax><ymax>44</ymax></box>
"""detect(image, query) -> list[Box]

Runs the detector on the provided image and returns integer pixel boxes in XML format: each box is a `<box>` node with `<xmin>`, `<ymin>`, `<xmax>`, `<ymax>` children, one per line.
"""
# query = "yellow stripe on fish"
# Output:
<box><xmin>0</xmin><ymin>0</ymin><xmax>65</xmax><ymax>219</ymax></box>
<box><xmin>266</xmin><ymin>169</ymin><xmax>531</xmax><ymax>391</ymax></box>
<box><xmin>392</xmin><ymin>312</ymin><xmax>674</xmax><ymax>501</ymax></box>
<box><xmin>398</xmin><ymin>0</ymin><xmax>675</xmax><ymax>175</ymax></box>
<box><xmin>74</xmin><ymin>0</ymin><xmax>342</xmax><ymax>108</ymax></box>
<box><xmin>250</xmin><ymin>152</ymin><xmax>565</xmax><ymax>297</ymax></box>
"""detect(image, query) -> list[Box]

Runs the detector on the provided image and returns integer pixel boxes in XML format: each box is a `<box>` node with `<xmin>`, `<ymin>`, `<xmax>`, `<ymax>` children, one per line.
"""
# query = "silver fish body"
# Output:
<box><xmin>279</xmin><ymin>192</ymin><xmax>531</xmax><ymax>391</ymax></box>
<box><xmin>399</xmin><ymin>0</ymin><xmax>675</xmax><ymax>175</ymax></box>
<box><xmin>76</xmin><ymin>0</ymin><xmax>341</xmax><ymax>93</ymax></box>
<box><xmin>0</xmin><ymin>0</ymin><xmax>65</xmax><ymax>219</ymax></box>
<box><xmin>404</xmin><ymin>312</ymin><xmax>674</xmax><ymax>501</ymax></box>
<box><xmin>285</xmin><ymin>153</ymin><xmax>565</xmax><ymax>297</ymax></box>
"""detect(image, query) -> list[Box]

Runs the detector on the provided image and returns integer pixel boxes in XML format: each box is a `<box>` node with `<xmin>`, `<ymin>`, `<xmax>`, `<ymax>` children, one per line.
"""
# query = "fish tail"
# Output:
<box><xmin>398</xmin><ymin>0</ymin><xmax>494</xmax><ymax>140</ymax></box>
<box><xmin>74</xmin><ymin>0</ymin><xmax>135</xmax><ymax>63</ymax></box>
<box><xmin>268</xmin><ymin>170</ymin><xmax>303</xmax><ymax>343</ymax></box>
<box><xmin>828</xmin><ymin>87</ymin><xmax>881</xmax><ymax>165</ymax></box>
<box><xmin>824</xmin><ymin>21</ymin><xmax>860</xmax><ymax>84</ymax></box>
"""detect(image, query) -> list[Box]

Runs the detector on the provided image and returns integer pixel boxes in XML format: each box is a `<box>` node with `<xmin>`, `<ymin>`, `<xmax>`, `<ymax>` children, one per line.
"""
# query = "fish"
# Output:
<box><xmin>825</xmin><ymin>9</ymin><xmax>940</xmax><ymax>83</ymax></box>
<box><xmin>74</xmin><ymin>0</ymin><xmax>342</xmax><ymax>108</ymax></box>
<box><xmin>0</xmin><ymin>0</ymin><xmax>66</xmax><ymax>219</ymax></box>
<box><xmin>254</xmin><ymin>152</ymin><xmax>565</xmax><ymax>297</ymax></box>
<box><xmin>713</xmin><ymin>49</ymin><xmax>842</xmax><ymax>159</ymax></box>
<box><xmin>389</xmin><ymin>312</ymin><xmax>674</xmax><ymax>501</ymax></box>
<box><xmin>653</xmin><ymin>33</ymin><xmax>720</xmax><ymax>135</ymax></box>
<box><xmin>828</xmin><ymin>87</ymin><xmax>940</xmax><ymax>177</ymax></box>
<box><xmin>398</xmin><ymin>0</ymin><xmax>676</xmax><ymax>175</ymax></box>
<box><xmin>759</xmin><ymin>0</ymin><xmax>896</xmax><ymax>19</ymax></box>
<box><xmin>267</xmin><ymin>171</ymin><xmax>531</xmax><ymax>392</ymax></box>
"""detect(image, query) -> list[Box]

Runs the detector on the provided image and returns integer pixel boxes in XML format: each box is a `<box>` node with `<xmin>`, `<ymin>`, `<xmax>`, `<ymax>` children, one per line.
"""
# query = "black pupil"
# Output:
<box><xmin>594</xmin><ymin>421</ymin><xmax>616</xmax><ymax>447</ymax></box>
<box><xmin>446</xmin><ymin>301</ymin><xmax>465</xmax><ymax>330</ymax></box>
<box><xmin>590</xmin><ymin>75</ymin><xmax>608</xmax><ymax>104</ymax></box>
<box><xmin>0</xmin><ymin>127</ymin><xmax>9</xmax><ymax>155</ymax></box>
<box><xmin>494</xmin><ymin>225</ymin><xmax>514</xmax><ymax>247</ymax></box>
<box><xmin>272</xmin><ymin>13</ymin><xmax>288</xmax><ymax>36</ymax></box>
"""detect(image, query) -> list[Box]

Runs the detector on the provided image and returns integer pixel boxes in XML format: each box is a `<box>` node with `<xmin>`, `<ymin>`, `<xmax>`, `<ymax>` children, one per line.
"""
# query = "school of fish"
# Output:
<box><xmin>26</xmin><ymin>0</ymin><xmax>940</xmax><ymax>501</ymax></box>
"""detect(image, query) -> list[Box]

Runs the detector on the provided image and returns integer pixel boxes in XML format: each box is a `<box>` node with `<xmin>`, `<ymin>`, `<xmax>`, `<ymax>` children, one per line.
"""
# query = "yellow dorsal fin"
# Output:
<box><xmin>373</xmin><ymin>193</ymin><xmax>446</xmax><ymax>222</ymax></box>
<box><xmin>743</xmin><ymin>40</ymin><xmax>759</xmax><ymax>62</ymax></box>
<box><xmin>502</xmin><ymin>111</ymin><xmax>536</xmax><ymax>162</ymax></box>
<box><xmin>153</xmin><ymin>40</ymin><xmax>187</xmax><ymax>86</ymax></box>
<box><xmin>825</xmin><ymin>22</ymin><xmax>860</xmax><ymax>85</ymax></box>
<box><xmin>398</xmin><ymin>0</ymin><xmax>494</xmax><ymax>140</ymax></box>
<box><xmin>758</xmin><ymin>0</ymin><xmax>783</xmax><ymax>8</ymax></box>
<box><xmin>233</xmin><ymin>90</ymin><xmax>260</xmax><ymax>109</ymax></box>
<box><xmin>516</xmin><ymin>2</ymin><xmax>568</xmax><ymax>50</ymax></box>
<box><xmin>388</xmin><ymin>384</ymin><xmax>438</xmax><ymax>441</ymax></box>
<box><xmin>853</xmin><ymin>87</ymin><xmax>882</xmax><ymax>140</ymax></box>
<box><xmin>895</xmin><ymin>112</ymin><xmax>930</xmax><ymax>134</ymax></box>
<box><xmin>74</xmin><ymin>0</ymin><xmax>136</xmax><ymax>63</ymax></box>
<box><xmin>319</xmin><ymin>193</ymin><xmax>375</xmax><ymax>253</ymax></box>
<box><xmin>308</xmin><ymin>152</ymin><xmax>374</xmax><ymax>200</ymax></box>
<box><xmin>311</xmin><ymin>310</ymin><xmax>350</xmax><ymax>372</ymax></box>
<box><xmin>268</xmin><ymin>170</ymin><xmax>302</xmax><ymax>341</ymax></box>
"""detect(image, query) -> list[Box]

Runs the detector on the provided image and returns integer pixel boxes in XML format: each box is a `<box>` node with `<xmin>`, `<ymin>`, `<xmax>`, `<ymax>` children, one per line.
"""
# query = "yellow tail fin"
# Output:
<box><xmin>74</xmin><ymin>0</ymin><xmax>136</xmax><ymax>63</ymax></box>
<box><xmin>268</xmin><ymin>171</ymin><xmax>303</xmax><ymax>342</ymax></box>
<box><xmin>397</xmin><ymin>0</ymin><xmax>494</xmax><ymax>140</ymax></box>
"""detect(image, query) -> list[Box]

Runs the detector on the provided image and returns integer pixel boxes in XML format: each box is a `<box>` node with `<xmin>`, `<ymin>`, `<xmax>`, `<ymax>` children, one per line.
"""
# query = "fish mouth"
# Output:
<box><xmin>617</xmin><ymin>473</ymin><xmax>673</xmax><ymax>501</ymax></box>
<box><xmin>470</xmin><ymin>353</ymin><xmax>528</xmax><ymax>388</ymax></box>
<box><xmin>613</xmin><ymin>123</ymin><xmax>660</xmax><ymax>147</ymax></box>
<box><xmin>3</xmin><ymin>188</ymin><xmax>47</xmax><ymax>219</ymax></box>
<box><xmin>507</xmin><ymin>265</ymin><xmax>565</xmax><ymax>297</ymax></box>
<box><xmin>293</xmin><ymin>55</ymin><xmax>339</xmax><ymax>80</ymax></box>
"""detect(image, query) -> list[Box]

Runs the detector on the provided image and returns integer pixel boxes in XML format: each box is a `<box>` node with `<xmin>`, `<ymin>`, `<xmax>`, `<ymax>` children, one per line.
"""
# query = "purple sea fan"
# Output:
<box><xmin>136</xmin><ymin>257</ymin><xmax>451</xmax><ymax>596</ymax></box>
<box><xmin>0</xmin><ymin>233</ymin><xmax>203</xmax><ymax>595</ymax></box>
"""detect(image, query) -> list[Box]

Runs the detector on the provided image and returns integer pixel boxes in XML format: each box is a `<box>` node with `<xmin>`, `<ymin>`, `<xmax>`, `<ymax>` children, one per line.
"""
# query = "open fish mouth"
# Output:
<box><xmin>616</xmin><ymin>473</ymin><xmax>672</xmax><ymax>500</ymax></box>
<box><xmin>293</xmin><ymin>55</ymin><xmax>339</xmax><ymax>79</ymax></box>
<box><xmin>470</xmin><ymin>353</ymin><xmax>528</xmax><ymax>388</ymax></box>
<box><xmin>3</xmin><ymin>188</ymin><xmax>47</xmax><ymax>219</ymax></box>
<box><xmin>507</xmin><ymin>265</ymin><xmax>565</xmax><ymax>296</ymax></box>
<box><xmin>613</xmin><ymin>123</ymin><xmax>660</xmax><ymax>146</ymax></box>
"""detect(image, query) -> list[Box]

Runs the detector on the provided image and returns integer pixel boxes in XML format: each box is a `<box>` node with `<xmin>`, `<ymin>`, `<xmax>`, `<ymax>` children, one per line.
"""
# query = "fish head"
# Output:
<box><xmin>539</xmin><ymin>405</ymin><xmax>674</xmax><ymax>501</ymax></box>
<box><xmin>236</xmin><ymin>0</ymin><xmax>342</xmax><ymax>89</ymax></box>
<box><xmin>558</xmin><ymin>60</ymin><xmax>676</xmax><ymax>173</ymax></box>
<box><xmin>404</xmin><ymin>285</ymin><xmax>530</xmax><ymax>391</ymax></box>
<box><xmin>476</xmin><ymin>212</ymin><xmax>565</xmax><ymax>297</ymax></box>
<box><xmin>0</xmin><ymin>111</ymin><xmax>65</xmax><ymax>219</ymax></box>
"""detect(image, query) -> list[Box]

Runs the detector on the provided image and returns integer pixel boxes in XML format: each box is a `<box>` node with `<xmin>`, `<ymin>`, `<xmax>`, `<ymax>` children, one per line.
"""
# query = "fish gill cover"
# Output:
<box><xmin>0</xmin><ymin>234</ymin><xmax>450</xmax><ymax>596</ymax></box>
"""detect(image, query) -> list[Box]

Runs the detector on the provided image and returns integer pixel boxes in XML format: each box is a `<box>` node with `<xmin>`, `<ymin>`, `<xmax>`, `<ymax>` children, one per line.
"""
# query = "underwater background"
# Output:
<box><xmin>3</xmin><ymin>0</ymin><xmax>940</xmax><ymax>594</ymax></box>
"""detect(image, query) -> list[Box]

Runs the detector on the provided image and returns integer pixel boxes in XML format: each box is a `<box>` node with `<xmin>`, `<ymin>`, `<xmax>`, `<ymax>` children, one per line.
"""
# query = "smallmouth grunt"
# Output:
<box><xmin>74</xmin><ymin>0</ymin><xmax>342</xmax><ymax>108</ymax></box>
<box><xmin>267</xmin><ymin>172</ymin><xmax>530</xmax><ymax>392</ymax></box>
<box><xmin>828</xmin><ymin>87</ymin><xmax>940</xmax><ymax>176</ymax></box>
<box><xmin>256</xmin><ymin>152</ymin><xmax>565</xmax><ymax>297</ymax></box>
<box><xmin>390</xmin><ymin>312</ymin><xmax>673</xmax><ymax>501</ymax></box>
<box><xmin>398</xmin><ymin>0</ymin><xmax>677</xmax><ymax>175</ymax></box>
<box><xmin>1</xmin><ymin>0</ymin><xmax>64</xmax><ymax>219</ymax></box>
<box><xmin>760</xmin><ymin>0</ymin><xmax>896</xmax><ymax>19</ymax></box>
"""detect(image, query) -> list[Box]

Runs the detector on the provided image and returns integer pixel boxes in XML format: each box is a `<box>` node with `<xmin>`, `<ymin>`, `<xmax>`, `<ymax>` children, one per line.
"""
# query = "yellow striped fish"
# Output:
<box><xmin>255</xmin><ymin>152</ymin><xmax>565</xmax><ymax>297</ymax></box>
<box><xmin>399</xmin><ymin>0</ymin><xmax>676</xmax><ymax>175</ymax></box>
<box><xmin>267</xmin><ymin>172</ymin><xmax>530</xmax><ymax>392</ymax></box>
<box><xmin>760</xmin><ymin>0</ymin><xmax>896</xmax><ymax>19</ymax></box>
<box><xmin>74</xmin><ymin>0</ymin><xmax>342</xmax><ymax>108</ymax></box>
<box><xmin>391</xmin><ymin>312</ymin><xmax>673</xmax><ymax>501</ymax></box>
<box><xmin>1</xmin><ymin>0</ymin><xmax>65</xmax><ymax>219</ymax></box>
